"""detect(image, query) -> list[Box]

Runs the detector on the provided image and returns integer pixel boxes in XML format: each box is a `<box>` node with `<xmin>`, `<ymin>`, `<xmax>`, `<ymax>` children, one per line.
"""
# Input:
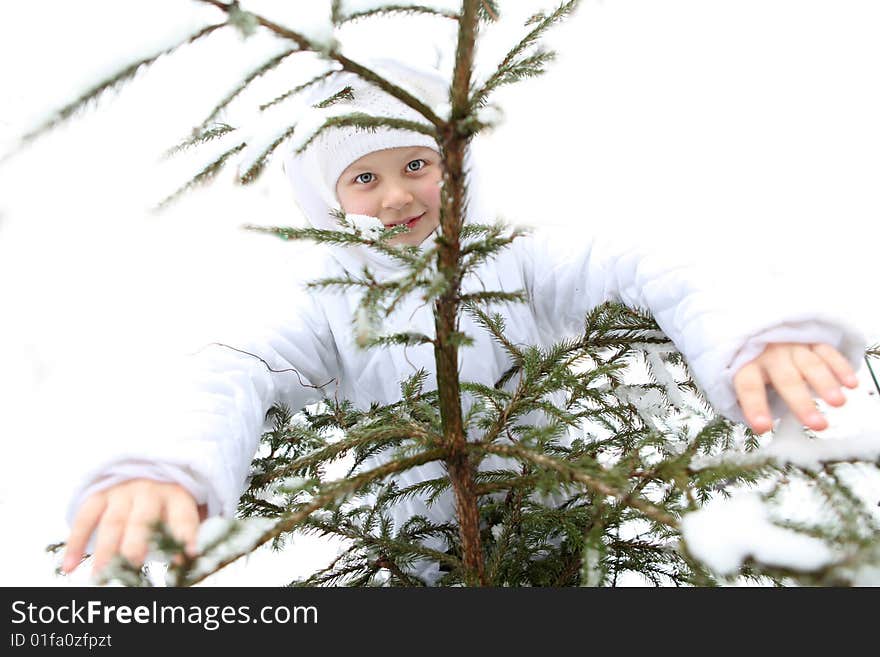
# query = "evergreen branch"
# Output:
<box><xmin>161</xmin><ymin>123</ymin><xmax>236</xmax><ymax>159</ymax></box>
<box><xmin>363</xmin><ymin>332</ymin><xmax>435</xmax><ymax>348</ymax></box>
<box><xmin>239</xmin><ymin>493</ymin><xmax>285</xmax><ymax>515</ymax></box>
<box><xmin>331</xmin><ymin>52</ymin><xmax>445</xmax><ymax>127</ymax></box>
<box><xmin>484</xmin><ymin>465</ymin><xmax>529</xmax><ymax>582</ymax></box>
<box><xmin>722</xmin><ymin>556</ymin><xmax>847</xmax><ymax>587</ymax></box>
<box><xmin>195</xmin><ymin>0</ymin><xmax>444</xmax><ymax>127</ymax></box>
<box><xmin>429</xmin><ymin>0</ymin><xmax>487</xmax><ymax>587</ymax></box>
<box><xmin>313</xmin><ymin>85</ymin><xmax>355</xmax><ymax>108</ymax></box>
<box><xmin>9</xmin><ymin>22</ymin><xmax>226</xmax><ymax>155</ymax></box>
<box><xmin>294</xmin><ymin>113</ymin><xmax>437</xmax><ymax>155</ymax></box>
<box><xmin>474</xmin><ymin>472</ymin><xmax>540</xmax><ymax>497</ymax></box>
<box><xmin>286</xmin><ymin>536</ymin><xmax>362</xmax><ymax>586</ymax></box>
<box><xmin>255</xmin><ymin>421</ymin><xmax>442</xmax><ymax>488</ymax></box>
<box><xmin>470</xmin><ymin>49</ymin><xmax>557</xmax><ymax>108</ymax></box>
<box><xmin>302</xmin><ymin>515</ymin><xmax>462</xmax><ymax>574</ymax></box>
<box><xmin>500</xmin><ymin>0</ymin><xmax>578</xmax><ymax>70</ymax></box>
<box><xmin>199</xmin><ymin>48</ymin><xmax>299</xmax><ymax>130</ymax></box>
<box><xmin>244</xmin><ymin>224</ymin><xmax>379</xmax><ymax>248</ymax></box>
<box><xmin>259</xmin><ymin>69</ymin><xmax>339</xmax><ymax>111</ymax></box>
<box><xmin>469</xmin><ymin>0</ymin><xmax>579</xmax><ymax>109</ymax></box>
<box><xmin>244</xmin><ymin>222</ymin><xmax>423</xmax><ymax>268</ymax></box>
<box><xmin>477</xmin><ymin>442</ymin><xmax>679</xmax><ymax>528</ymax></box>
<box><xmin>460</xmin><ymin>222</ymin><xmax>528</xmax><ymax>257</ymax></box>
<box><xmin>461</xmin><ymin>232</ymin><xmax>529</xmax><ymax>276</ymax></box>
<box><xmin>492</xmin><ymin>302</ymin><xmax>670</xmax><ymax>389</ymax></box>
<box><xmin>374</xmin><ymin>555</ymin><xmax>421</xmax><ymax>586</ymax></box>
<box><xmin>238</xmin><ymin>123</ymin><xmax>297</xmax><ymax>184</ymax></box>
<box><xmin>335</xmin><ymin>4</ymin><xmax>460</xmax><ymax>25</ymax></box>
<box><xmin>689</xmin><ymin>443</ymin><xmax>880</xmax><ymax>474</ymax></box>
<box><xmin>179</xmin><ymin>447</ymin><xmax>449</xmax><ymax>585</ymax></box>
<box><xmin>462</xmin><ymin>301</ymin><xmax>526</xmax><ymax>372</ymax></box>
<box><xmin>814</xmin><ymin>465</ymin><xmax>880</xmax><ymax>536</ymax></box>
<box><xmin>307</xmin><ymin>275</ymin><xmax>374</xmax><ymax>293</ymax></box>
<box><xmin>478</xmin><ymin>0</ymin><xmax>500</xmax><ymax>22</ymax></box>
<box><xmin>331</xmin><ymin>0</ymin><xmax>344</xmax><ymax>25</ymax></box>
<box><xmin>154</xmin><ymin>141</ymin><xmax>247</xmax><ymax>211</ymax></box>
<box><xmin>382</xmin><ymin>476</ymin><xmax>452</xmax><ymax>508</ymax></box>
<box><xmin>461</xmin><ymin>380</ymin><xmax>515</xmax><ymax>428</ymax></box>
<box><xmin>468</xmin><ymin>369</ymin><xmax>536</xmax><ymax>470</ymax></box>
<box><xmin>292</xmin><ymin>559</ymin><xmax>377</xmax><ymax>587</ymax></box>
<box><xmin>460</xmin><ymin>221</ymin><xmax>525</xmax><ymax>241</ymax></box>
<box><xmin>401</xmin><ymin>368</ymin><xmax>430</xmax><ymax>402</ymax></box>
<box><xmin>459</xmin><ymin>290</ymin><xmax>528</xmax><ymax>306</ymax></box>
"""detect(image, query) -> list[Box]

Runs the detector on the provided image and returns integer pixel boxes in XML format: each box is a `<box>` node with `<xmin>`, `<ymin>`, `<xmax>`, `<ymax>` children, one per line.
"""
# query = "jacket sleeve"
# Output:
<box><xmin>510</xmin><ymin>226</ymin><xmax>866</xmax><ymax>424</ymax></box>
<box><xmin>65</xmin><ymin>288</ymin><xmax>339</xmax><ymax>529</ymax></box>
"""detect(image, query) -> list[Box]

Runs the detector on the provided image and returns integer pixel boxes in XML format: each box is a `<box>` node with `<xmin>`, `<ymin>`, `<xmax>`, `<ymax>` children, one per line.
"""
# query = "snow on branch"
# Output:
<box><xmin>10</xmin><ymin>22</ymin><xmax>226</xmax><ymax>154</ymax></box>
<box><xmin>334</xmin><ymin>0</ymin><xmax>462</xmax><ymax>24</ymax></box>
<box><xmin>470</xmin><ymin>0</ymin><xmax>579</xmax><ymax>109</ymax></box>
<box><xmin>197</xmin><ymin>45</ymin><xmax>299</xmax><ymax>132</ymax></box>
<box><xmin>196</xmin><ymin>0</ymin><xmax>445</xmax><ymax>127</ymax></box>
<box><xmin>690</xmin><ymin>414</ymin><xmax>880</xmax><ymax>472</ymax></box>
<box><xmin>291</xmin><ymin>112</ymin><xmax>438</xmax><ymax>155</ymax></box>
<box><xmin>210</xmin><ymin>0</ymin><xmax>336</xmax><ymax>49</ymax></box>
<box><xmin>155</xmin><ymin>139</ymin><xmax>247</xmax><ymax>210</ymax></box>
<box><xmin>681</xmin><ymin>493</ymin><xmax>836</xmax><ymax>576</ymax></box>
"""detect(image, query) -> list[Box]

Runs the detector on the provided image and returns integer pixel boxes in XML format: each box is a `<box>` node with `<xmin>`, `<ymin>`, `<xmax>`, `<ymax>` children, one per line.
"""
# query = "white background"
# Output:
<box><xmin>1</xmin><ymin>0</ymin><xmax>878</xmax><ymax>586</ymax></box>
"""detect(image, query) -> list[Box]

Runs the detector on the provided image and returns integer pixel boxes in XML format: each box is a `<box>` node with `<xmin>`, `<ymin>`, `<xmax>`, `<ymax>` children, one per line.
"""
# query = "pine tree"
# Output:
<box><xmin>24</xmin><ymin>0</ymin><xmax>880</xmax><ymax>587</ymax></box>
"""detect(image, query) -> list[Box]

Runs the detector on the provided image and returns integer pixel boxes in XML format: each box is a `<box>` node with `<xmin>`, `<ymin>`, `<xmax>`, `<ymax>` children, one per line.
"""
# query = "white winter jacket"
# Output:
<box><xmin>65</xmin><ymin>78</ymin><xmax>866</xmax><ymax>573</ymax></box>
<box><xmin>66</xmin><ymin>215</ymin><xmax>865</xmax><ymax>541</ymax></box>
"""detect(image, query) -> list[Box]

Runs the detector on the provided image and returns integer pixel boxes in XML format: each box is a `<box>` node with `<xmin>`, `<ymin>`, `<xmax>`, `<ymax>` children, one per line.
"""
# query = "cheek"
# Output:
<box><xmin>418</xmin><ymin>177</ymin><xmax>442</xmax><ymax>211</ymax></box>
<box><xmin>337</xmin><ymin>188</ymin><xmax>376</xmax><ymax>215</ymax></box>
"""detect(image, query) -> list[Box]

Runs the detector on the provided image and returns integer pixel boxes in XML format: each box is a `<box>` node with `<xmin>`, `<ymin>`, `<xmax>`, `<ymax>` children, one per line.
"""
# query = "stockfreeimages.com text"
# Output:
<box><xmin>11</xmin><ymin>600</ymin><xmax>317</xmax><ymax>631</ymax></box>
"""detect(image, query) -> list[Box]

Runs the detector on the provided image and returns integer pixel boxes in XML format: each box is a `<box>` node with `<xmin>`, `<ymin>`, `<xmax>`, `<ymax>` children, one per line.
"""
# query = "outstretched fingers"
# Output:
<box><xmin>165</xmin><ymin>491</ymin><xmax>201</xmax><ymax>566</ymax></box>
<box><xmin>791</xmin><ymin>345</ymin><xmax>847</xmax><ymax>408</ymax></box>
<box><xmin>734</xmin><ymin>342</ymin><xmax>858</xmax><ymax>434</ymax></box>
<box><xmin>763</xmin><ymin>347</ymin><xmax>828</xmax><ymax>431</ymax></box>
<box><xmin>91</xmin><ymin>496</ymin><xmax>133</xmax><ymax>576</ymax></box>
<box><xmin>733</xmin><ymin>362</ymin><xmax>773</xmax><ymax>434</ymax></box>
<box><xmin>62</xmin><ymin>494</ymin><xmax>107</xmax><ymax>574</ymax></box>
<box><xmin>118</xmin><ymin>491</ymin><xmax>163</xmax><ymax>571</ymax></box>
<box><xmin>61</xmin><ymin>480</ymin><xmax>204</xmax><ymax>580</ymax></box>
<box><xmin>811</xmin><ymin>343</ymin><xmax>859</xmax><ymax>388</ymax></box>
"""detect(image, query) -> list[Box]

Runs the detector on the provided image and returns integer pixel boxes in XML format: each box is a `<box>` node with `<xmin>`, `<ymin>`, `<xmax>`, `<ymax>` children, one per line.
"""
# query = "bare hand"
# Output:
<box><xmin>61</xmin><ymin>478</ymin><xmax>206</xmax><ymax>578</ymax></box>
<box><xmin>733</xmin><ymin>342</ymin><xmax>859</xmax><ymax>434</ymax></box>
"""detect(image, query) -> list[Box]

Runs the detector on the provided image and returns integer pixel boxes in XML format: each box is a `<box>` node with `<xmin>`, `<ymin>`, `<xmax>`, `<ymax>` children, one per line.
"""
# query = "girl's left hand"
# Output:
<box><xmin>732</xmin><ymin>342</ymin><xmax>859</xmax><ymax>434</ymax></box>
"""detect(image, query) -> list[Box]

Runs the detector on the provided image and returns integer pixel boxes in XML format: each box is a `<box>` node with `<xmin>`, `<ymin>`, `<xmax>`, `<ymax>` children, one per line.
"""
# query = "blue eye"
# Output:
<box><xmin>406</xmin><ymin>159</ymin><xmax>425</xmax><ymax>172</ymax></box>
<box><xmin>355</xmin><ymin>172</ymin><xmax>374</xmax><ymax>184</ymax></box>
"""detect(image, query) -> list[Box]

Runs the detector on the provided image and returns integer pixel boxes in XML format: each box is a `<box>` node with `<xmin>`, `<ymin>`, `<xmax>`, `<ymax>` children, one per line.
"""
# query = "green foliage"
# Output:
<box><xmin>10</xmin><ymin>23</ymin><xmax>225</xmax><ymax>154</ymax></box>
<box><xmin>155</xmin><ymin>140</ymin><xmax>247</xmax><ymax>210</ymax></box>
<box><xmin>470</xmin><ymin>0</ymin><xmax>580</xmax><ymax>109</ymax></box>
<box><xmin>199</xmin><ymin>48</ymin><xmax>298</xmax><ymax>130</ymax></box>
<box><xmin>216</xmin><ymin>293</ymin><xmax>876</xmax><ymax>587</ymax></box>
<box><xmin>332</xmin><ymin>2</ymin><xmax>461</xmax><ymax>26</ymax></box>
<box><xmin>162</xmin><ymin>122</ymin><xmax>237</xmax><ymax>159</ymax></box>
<box><xmin>38</xmin><ymin>0</ymin><xmax>880</xmax><ymax>588</ymax></box>
<box><xmin>220</xmin><ymin>303</ymin><xmax>751</xmax><ymax>586</ymax></box>
<box><xmin>293</xmin><ymin>113</ymin><xmax>437</xmax><ymax>155</ymax></box>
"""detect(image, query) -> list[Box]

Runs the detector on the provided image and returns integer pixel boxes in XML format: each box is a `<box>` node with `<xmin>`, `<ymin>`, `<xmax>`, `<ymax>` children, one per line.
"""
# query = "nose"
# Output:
<box><xmin>381</xmin><ymin>183</ymin><xmax>414</xmax><ymax>211</ymax></box>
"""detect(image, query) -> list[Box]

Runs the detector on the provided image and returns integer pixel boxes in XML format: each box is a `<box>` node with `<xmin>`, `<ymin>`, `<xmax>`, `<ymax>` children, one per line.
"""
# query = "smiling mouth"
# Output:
<box><xmin>387</xmin><ymin>213</ymin><xmax>425</xmax><ymax>230</ymax></box>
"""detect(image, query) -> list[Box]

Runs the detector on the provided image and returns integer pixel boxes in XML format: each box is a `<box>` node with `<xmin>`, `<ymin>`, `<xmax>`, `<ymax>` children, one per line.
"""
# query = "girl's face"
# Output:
<box><xmin>335</xmin><ymin>146</ymin><xmax>442</xmax><ymax>247</ymax></box>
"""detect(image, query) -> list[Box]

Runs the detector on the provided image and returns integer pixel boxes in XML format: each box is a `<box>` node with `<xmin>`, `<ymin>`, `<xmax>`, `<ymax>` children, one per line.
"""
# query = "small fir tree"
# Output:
<box><xmin>21</xmin><ymin>0</ymin><xmax>880</xmax><ymax>586</ymax></box>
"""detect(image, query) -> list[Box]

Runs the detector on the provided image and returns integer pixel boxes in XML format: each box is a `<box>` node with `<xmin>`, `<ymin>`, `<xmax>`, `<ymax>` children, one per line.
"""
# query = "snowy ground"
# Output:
<box><xmin>1</xmin><ymin>1</ymin><xmax>879</xmax><ymax>586</ymax></box>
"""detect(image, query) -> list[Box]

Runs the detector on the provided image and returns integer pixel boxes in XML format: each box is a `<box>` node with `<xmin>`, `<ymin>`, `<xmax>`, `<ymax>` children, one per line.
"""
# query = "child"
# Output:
<box><xmin>61</xmin><ymin>60</ymin><xmax>864</xmax><ymax>583</ymax></box>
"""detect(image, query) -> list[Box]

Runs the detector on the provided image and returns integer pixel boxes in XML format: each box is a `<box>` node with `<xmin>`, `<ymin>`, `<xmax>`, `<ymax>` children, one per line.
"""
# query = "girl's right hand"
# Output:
<box><xmin>61</xmin><ymin>478</ymin><xmax>206</xmax><ymax>578</ymax></box>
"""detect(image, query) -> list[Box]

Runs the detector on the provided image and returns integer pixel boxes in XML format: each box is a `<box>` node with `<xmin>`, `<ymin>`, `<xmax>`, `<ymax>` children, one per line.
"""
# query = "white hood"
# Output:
<box><xmin>281</xmin><ymin>59</ymin><xmax>490</xmax><ymax>278</ymax></box>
